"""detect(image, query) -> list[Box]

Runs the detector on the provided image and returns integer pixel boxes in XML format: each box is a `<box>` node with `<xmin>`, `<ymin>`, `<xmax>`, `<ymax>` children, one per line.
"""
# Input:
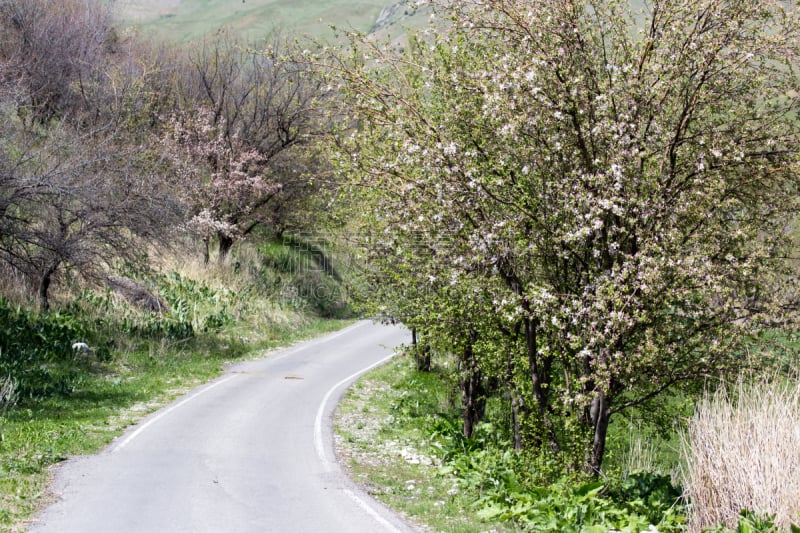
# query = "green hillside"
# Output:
<box><xmin>111</xmin><ymin>0</ymin><xmax>422</xmax><ymax>42</ymax></box>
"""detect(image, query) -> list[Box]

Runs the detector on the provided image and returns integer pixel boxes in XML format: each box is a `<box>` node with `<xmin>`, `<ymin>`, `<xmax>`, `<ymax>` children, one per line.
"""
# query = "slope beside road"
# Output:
<box><xmin>28</xmin><ymin>320</ymin><xmax>415</xmax><ymax>533</ymax></box>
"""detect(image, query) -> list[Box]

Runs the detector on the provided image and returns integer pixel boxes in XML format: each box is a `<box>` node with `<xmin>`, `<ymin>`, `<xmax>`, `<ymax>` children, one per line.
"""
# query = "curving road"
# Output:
<box><xmin>29</xmin><ymin>321</ymin><xmax>415</xmax><ymax>533</ymax></box>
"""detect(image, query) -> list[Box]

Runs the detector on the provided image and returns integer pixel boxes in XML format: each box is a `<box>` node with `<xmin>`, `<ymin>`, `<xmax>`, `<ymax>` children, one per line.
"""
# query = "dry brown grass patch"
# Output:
<box><xmin>680</xmin><ymin>378</ymin><xmax>800</xmax><ymax>531</ymax></box>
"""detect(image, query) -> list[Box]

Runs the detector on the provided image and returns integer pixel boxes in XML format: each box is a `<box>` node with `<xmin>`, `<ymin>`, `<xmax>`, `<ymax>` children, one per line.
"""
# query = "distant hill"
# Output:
<box><xmin>110</xmin><ymin>0</ymin><xmax>653</xmax><ymax>44</ymax></box>
<box><xmin>110</xmin><ymin>0</ymin><xmax>429</xmax><ymax>42</ymax></box>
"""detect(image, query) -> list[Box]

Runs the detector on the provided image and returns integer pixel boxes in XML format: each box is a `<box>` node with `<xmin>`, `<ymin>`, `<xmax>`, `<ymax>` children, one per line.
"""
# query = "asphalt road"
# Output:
<box><xmin>29</xmin><ymin>320</ymin><xmax>415</xmax><ymax>533</ymax></box>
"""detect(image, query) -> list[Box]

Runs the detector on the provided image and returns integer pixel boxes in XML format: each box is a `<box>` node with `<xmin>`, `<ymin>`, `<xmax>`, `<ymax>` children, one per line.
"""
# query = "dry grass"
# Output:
<box><xmin>680</xmin><ymin>378</ymin><xmax>800</xmax><ymax>531</ymax></box>
<box><xmin>620</xmin><ymin>422</ymin><xmax>660</xmax><ymax>476</ymax></box>
<box><xmin>154</xmin><ymin>240</ymin><xmax>312</xmax><ymax>339</ymax></box>
<box><xmin>0</xmin><ymin>263</ymin><xmax>34</xmax><ymax>306</ymax></box>
<box><xmin>0</xmin><ymin>376</ymin><xmax>15</xmax><ymax>410</ymax></box>
<box><xmin>154</xmin><ymin>240</ymin><xmax>262</xmax><ymax>291</ymax></box>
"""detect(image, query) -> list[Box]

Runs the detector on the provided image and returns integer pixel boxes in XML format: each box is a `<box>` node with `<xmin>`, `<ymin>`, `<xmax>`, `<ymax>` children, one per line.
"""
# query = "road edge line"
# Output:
<box><xmin>112</xmin><ymin>374</ymin><xmax>239</xmax><ymax>453</ymax></box>
<box><xmin>313</xmin><ymin>351</ymin><xmax>396</xmax><ymax>468</ymax></box>
<box><xmin>313</xmin><ymin>351</ymin><xmax>404</xmax><ymax>532</ymax></box>
<box><xmin>343</xmin><ymin>488</ymin><xmax>404</xmax><ymax>533</ymax></box>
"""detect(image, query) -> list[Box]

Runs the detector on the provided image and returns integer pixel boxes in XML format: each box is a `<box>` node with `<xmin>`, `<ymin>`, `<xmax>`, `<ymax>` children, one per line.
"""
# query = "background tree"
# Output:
<box><xmin>169</xmin><ymin>33</ymin><xmax>334</xmax><ymax>261</ymax></box>
<box><xmin>326</xmin><ymin>0</ymin><xmax>800</xmax><ymax>474</ymax></box>
<box><xmin>0</xmin><ymin>0</ymin><xmax>187</xmax><ymax>309</ymax></box>
<box><xmin>160</xmin><ymin>108</ymin><xmax>280</xmax><ymax>264</ymax></box>
<box><xmin>0</xmin><ymin>115</ymin><xmax>180</xmax><ymax>310</ymax></box>
<box><xmin>0</xmin><ymin>0</ymin><xmax>115</xmax><ymax>124</ymax></box>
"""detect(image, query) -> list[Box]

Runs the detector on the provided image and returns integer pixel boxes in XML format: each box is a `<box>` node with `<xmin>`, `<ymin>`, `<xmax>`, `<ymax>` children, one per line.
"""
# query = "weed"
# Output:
<box><xmin>0</xmin><ymin>300</ymin><xmax>109</xmax><ymax>397</ymax></box>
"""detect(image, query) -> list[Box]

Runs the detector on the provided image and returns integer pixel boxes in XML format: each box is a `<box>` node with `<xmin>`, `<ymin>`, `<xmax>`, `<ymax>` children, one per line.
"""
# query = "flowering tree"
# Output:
<box><xmin>167</xmin><ymin>34</ymin><xmax>333</xmax><ymax>262</ymax></box>
<box><xmin>161</xmin><ymin>109</ymin><xmax>280</xmax><ymax>263</ymax></box>
<box><xmin>327</xmin><ymin>0</ymin><xmax>800</xmax><ymax>473</ymax></box>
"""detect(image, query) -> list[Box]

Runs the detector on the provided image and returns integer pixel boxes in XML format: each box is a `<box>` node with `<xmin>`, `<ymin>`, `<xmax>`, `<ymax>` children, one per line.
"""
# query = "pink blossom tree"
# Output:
<box><xmin>161</xmin><ymin>109</ymin><xmax>281</xmax><ymax>263</ymax></box>
<box><xmin>166</xmin><ymin>34</ymin><xmax>333</xmax><ymax>262</ymax></box>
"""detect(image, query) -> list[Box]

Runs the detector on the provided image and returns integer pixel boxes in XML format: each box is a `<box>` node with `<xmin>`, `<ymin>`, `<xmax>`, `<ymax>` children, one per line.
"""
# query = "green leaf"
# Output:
<box><xmin>574</xmin><ymin>481</ymin><xmax>605</xmax><ymax>498</ymax></box>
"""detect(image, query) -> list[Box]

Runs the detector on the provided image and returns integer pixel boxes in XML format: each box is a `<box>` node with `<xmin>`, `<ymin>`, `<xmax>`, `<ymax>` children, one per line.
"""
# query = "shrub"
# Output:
<box><xmin>680</xmin><ymin>379</ymin><xmax>800</xmax><ymax>531</ymax></box>
<box><xmin>0</xmin><ymin>299</ymin><xmax>98</xmax><ymax>396</ymax></box>
<box><xmin>612</xmin><ymin>471</ymin><xmax>684</xmax><ymax>529</ymax></box>
<box><xmin>432</xmin><ymin>420</ymin><xmax>685</xmax><ymax>531</ymax></box>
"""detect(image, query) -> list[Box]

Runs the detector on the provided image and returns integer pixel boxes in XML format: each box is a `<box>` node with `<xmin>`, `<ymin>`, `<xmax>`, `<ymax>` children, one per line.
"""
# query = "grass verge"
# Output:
<box><xmin>334</xmin><ymin>353</ymin><xmax>688</xmax><ymax>532</ymax></box>
<box><xmin>334</xmin><ymin>353</ymin><xmax>519</xmax><ymax>533</ymax></box>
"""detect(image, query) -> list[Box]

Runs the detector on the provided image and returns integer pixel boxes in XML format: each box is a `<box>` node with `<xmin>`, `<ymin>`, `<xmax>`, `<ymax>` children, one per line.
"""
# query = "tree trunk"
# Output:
<box><xmin>525</xmin><ymin>317</ymin><xmax>560</xmax><ymax>455</ymax></box>
<box><xmin>217</xmin><ymin>233</ymin><xmax>234</xmax><ymax>262</ymax></box>
<box><xmin>585</xmin><ymin>390</ymin><xmax>612</xmax><ymax>475</ymax></box>
<box><xmin>202</xmin><ymin>236</ymin><xmax>210</xmax><ymax>265</ymax></box>
<box><xmin>510</xmin><ymin>393</ymin><xmax>523</xmax><ymax>451</ymax></box>
<box><xmin>38</xmin><ymin>263</ymin><xmax>58</xmax><ymax>311</ymax></box>
<box><xmin>411</xmin><ymin>328</ymin><xmax>432</xmax><ymax>372</ymax></box>
<box><xmin>504</xmin><ymin>345</ymin><xmax>524</xmax><ymax>451</ymax></box>
<box><xmin>417</xmin><ymin>343</ymin><xmax>431</xmax><ymax>372</ymax></box>
<box><xmin>460</xmin><ymin>334</ymin><xmax>485</xmax><ymax>439</ymax></box>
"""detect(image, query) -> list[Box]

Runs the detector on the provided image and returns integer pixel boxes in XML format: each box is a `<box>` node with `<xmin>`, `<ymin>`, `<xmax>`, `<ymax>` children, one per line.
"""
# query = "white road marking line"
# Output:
<box><xmin>344</xmin><ymin>488</ymin><xmax>404</xmax><ymax>533</ymax></box>
<box><xmin>113</xmin><ymin>375</ymin><xmax>239</xmax><ymax>452</ymax></box>
<box><xmin>314</xmin><ymin>351</ymin><xmax>396</xmax><ymax>469</ymax></box>
<box><xmin>313</xmin><ymin>350</ymin><xmax>402</xmax><ymax>532</ymax></box>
